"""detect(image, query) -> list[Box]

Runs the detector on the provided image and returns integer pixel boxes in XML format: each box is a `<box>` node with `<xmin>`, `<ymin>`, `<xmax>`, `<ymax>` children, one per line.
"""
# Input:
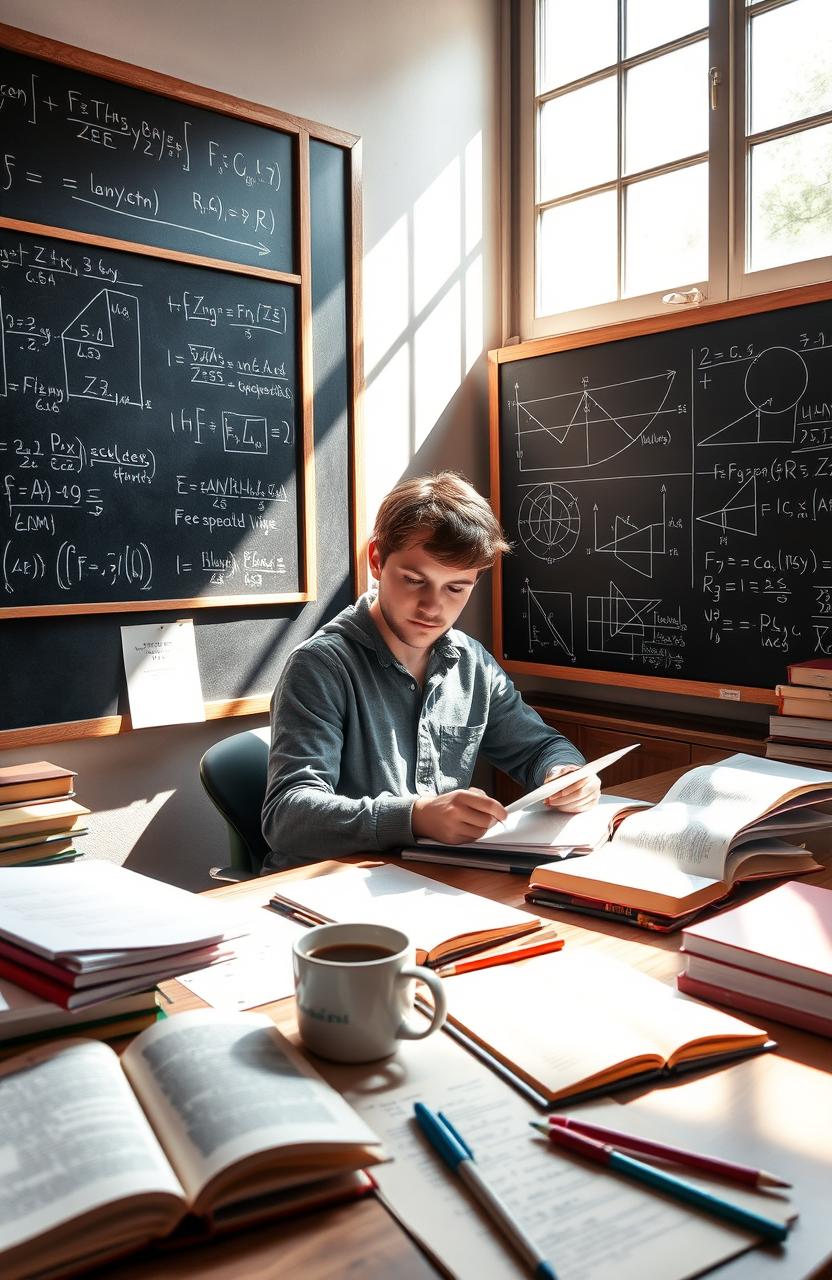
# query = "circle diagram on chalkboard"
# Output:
<box><xmin>512</xmin><ymin>369</ymin><xmax>676</xmax><ymax>471</ymax></box>
<box><xmin>517</xmin><ymin>483</ymin><xmax>580</xmax><ymax>562</ymax></box>
<box><xmin>698</xmin><ymin>346</ymin><xmax>809</xmax><ymax>446</ymax></box>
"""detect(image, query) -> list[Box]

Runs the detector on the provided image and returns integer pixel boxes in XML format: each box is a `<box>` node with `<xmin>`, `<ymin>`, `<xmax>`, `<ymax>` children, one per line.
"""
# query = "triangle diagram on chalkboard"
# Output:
<box><xmin>62</xmin><ymin>290</ymin><xmax>115</xmax><ymax>347</ymax></box>
<box><xmin>607</xmin><ymin>581</ymin><xmax>660</xmax><ymax>637</ymax></box>
<box><xmin>525</xmin><ymin>583</ymin><xmax>574</xmax><ymax>657</ymax></box>
<box><xmin>696</xmin><ymin>475</ymin><xmax>758</xmax><ymax>536</ymax></box>
<box><xmin>596</xmin><ymin>517</ymin><xmax>656</xmax><ymax>578</ymax></box>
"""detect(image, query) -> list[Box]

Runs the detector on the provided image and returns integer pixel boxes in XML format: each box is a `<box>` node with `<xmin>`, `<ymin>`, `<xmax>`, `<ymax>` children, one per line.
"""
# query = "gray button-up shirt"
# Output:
<box><xmin>261</xmin><ymin>594</ymin><xmax>583</xmax><ymax>869</ymax></box>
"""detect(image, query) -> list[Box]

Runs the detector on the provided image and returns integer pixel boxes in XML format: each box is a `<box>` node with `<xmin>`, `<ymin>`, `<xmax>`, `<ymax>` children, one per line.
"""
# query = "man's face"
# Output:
<box><xmin>369</xmin><ymin>537</ymin><xmax>481</xmax><ymax>654</ymax></box>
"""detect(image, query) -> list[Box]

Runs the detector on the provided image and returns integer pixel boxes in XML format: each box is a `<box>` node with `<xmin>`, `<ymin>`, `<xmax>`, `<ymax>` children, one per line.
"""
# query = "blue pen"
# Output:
<box><xmin>414</xmin><ymin>1103</ymin><xmax>558</xmax><ymax>1279</ymax></box>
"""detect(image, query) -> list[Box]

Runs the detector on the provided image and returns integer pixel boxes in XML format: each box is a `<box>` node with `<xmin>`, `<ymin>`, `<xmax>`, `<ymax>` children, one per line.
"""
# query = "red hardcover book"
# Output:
<box><xmin>786</xmin><ymin>657</ymin><xmax>832</xmax><ymax>689</ymax></box>
<box><xmin>677</xmin><ymin>971</ymin><xmax>832</xmax><ymax>1038</ymax></box>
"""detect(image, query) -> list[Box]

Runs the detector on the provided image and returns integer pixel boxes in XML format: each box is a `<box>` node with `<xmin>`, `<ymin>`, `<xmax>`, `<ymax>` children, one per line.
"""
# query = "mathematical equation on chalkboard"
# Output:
<box><xmin>497</xmin><ymin>297</ymin><xmax>832</xmax><ymax>692</ymax></box>
<box><xmin>0</xmin><ymin>229</ymin><xmax>301</xmax><ymax>611</ymax></box>
<box><xmin>0</xmin><ymin>45</ymin><xmax>294</xmax><ymax>270</ymax></box>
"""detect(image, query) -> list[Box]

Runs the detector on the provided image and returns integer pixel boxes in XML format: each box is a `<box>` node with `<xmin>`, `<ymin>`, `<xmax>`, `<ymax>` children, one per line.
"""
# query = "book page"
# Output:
<box><xmin>441</xmin><ymin>951</ymin><xmax>765</xmax><ymax>1102</ymax></box>
<box><xmin>121</xmin><ymin>1009</ymin><xmax>382</xmax><ymax>1213</ymax></box>
<box><xmin>0</xmin><ymin>1040</ymin><xmax>184</xmax><ymax>1269</ymax></box>
<box><xmin>270</xmin><ymin>863</ymin><xmax>539</xmax><ymax>960</ymax></box>
<box><xmin>0</xmin><ymin>861</ymin><xmax>238</xmax><ymax>961</ymax></box>
<box><xmin>316</xmin><ymin>1017</ymin><xmax>788</xmax><ymax>1280</ymax></box>
<box><xmin>471</xmin><ymin>793</ymin><xmax>649</xmax><ymax>852</ymax></box>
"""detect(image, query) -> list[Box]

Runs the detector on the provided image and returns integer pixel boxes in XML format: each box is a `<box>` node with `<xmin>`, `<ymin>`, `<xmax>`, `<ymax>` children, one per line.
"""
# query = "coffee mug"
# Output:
<box><xmin>292</xmin><ymin>921</ymin><xmax>447</xmax><ymax>1062</ymax></box>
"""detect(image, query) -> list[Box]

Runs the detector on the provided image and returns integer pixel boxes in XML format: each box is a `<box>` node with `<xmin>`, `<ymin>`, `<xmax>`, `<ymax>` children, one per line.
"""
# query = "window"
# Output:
<box><xmin>516</xmin><ymin>0</ymin><xmax>832</xmax><ymax>338</ymax></box>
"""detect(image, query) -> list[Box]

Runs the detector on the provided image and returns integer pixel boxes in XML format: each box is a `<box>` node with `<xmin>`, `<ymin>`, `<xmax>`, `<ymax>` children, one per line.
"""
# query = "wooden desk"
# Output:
<box><xmin>132</xmin><ymin>768</ymin><xmax>832</xmax><ymax>1280</ymax></box>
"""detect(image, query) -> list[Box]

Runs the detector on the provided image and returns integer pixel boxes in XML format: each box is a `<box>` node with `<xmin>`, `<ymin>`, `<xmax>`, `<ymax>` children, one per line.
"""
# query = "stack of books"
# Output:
<box><xmin>0</xmin><ymin>861</ymin><xmax>244</xmax><ymax>1009</ymax></box>
<box><xmin>677</xmin><ymin>881</ymin><xmax>832</xmax><ymax>1037</ymax></box>
<box><xmin>0</xmin><ymin>760</ymin><xmax>88</xmax><ymax>866</ymax></box>
<box><xmin>0</xmin><ymin>975</ymin><xmax>159</xmax><ymax>1058</ymax></box>
<box><xmin>767</xmin><ymin>658</ymin><xmax>832</xmax><ymax>765</ymax></box>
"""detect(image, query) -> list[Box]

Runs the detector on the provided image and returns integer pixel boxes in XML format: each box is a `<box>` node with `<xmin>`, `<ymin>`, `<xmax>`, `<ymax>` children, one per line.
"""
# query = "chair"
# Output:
<box><xmin>199</xmin><ymin>727</ymin><xmax>271</xmax><ymax>881</ymax></box>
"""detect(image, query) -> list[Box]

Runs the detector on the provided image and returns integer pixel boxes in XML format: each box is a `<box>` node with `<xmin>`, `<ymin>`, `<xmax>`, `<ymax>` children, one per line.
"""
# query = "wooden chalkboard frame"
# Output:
<box><xmin>489</xmin><ymin>278</ymin><xmax>832</xmax><ymax>707</ymax></box>
<box><xmin>0</xmin><ymin>22</ymin><xmax>365</xmax><ymax>618</ymax></box>
<box><xmin>0</xmin><ymin>23</ymin><xmax>366</xmax><ymax>745</ymax></box>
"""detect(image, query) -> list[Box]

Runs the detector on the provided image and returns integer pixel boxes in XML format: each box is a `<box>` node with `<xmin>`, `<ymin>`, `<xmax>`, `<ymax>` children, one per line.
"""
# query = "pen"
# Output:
<box><xmin>436</xmin><ymin>937</ymin><xmax>563</xmax><ymax>977</ymax></box>
<box><xmin>530</xmin><ymin>1122</ymin><xmax>789</xmax><ymax>1243</ymax></box>
<box><xmin>415</xmin><ymin>1103</ymin><xmax>558</xmax><ymax>1278</ymax></box>
<box><xmin>546</xmin><ymin>1115</ymin><xmax>791</xmax><ymax>1189</ymax></box>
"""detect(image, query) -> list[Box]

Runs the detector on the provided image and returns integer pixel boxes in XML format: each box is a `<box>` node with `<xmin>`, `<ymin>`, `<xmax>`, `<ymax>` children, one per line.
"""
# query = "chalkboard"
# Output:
<box><xmin>0</xmin><ymin>227</ymin><xmax>300</xmax><ymax>612</ymax></box>
<box><xmin>491</xmin><ymin>284</ymin><xmax>832</xmax><ymax>703</ymax></box>
<box><xmin>0</xmin><ymin>43</ymin><xmax>294</xmax><ymax>272</ymax></box>
<box><xmin>0</xmin><ymin>24</ymin><xmax>361</xmax><ymax>738</ymax></box>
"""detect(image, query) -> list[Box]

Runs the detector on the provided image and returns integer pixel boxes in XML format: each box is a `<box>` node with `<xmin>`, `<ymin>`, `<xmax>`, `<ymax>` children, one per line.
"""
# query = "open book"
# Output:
<box><xmin>527</xmin><ymin>753</ymin><xmax>832</xmax><ymax>921</ymax></box>
<box><xmin>441</xmin><ymin>950</ymin><xmax>770</xmax><ymax>1108</ymax></box>
<box><xmin>269</xmin><ymin>861</ymin><xmax>543</xmax><ymax>964</ymax></box>
<box><xmin>405</xmin><ymin>793</ymin><xmax>650</xmax><ymax>872</ymax></box>
<box><xmin>0</xmin><ymin>1009</ymin><xmax>384</xmax><ymax>1280</ymax></box>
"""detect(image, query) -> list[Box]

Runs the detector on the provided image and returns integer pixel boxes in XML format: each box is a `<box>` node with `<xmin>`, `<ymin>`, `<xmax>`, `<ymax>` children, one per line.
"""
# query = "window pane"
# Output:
<box><xmin>538</xmin><ymin>190</ymin><xmax>617</xmax><ymax>316</ymax></box>
<box><xmin>539</xmin><ymin>78</ymin><xmax>618</xmax><ymax>202</ymax></box>
<box><xmin>624</xmin><ymin>163</ymin><xmax>707</xmax><ymax>296</ymax></box>
<box><xmin>749</xmin><ymin>124</ymin><xmax>832</xmax><ymax>271</ymax></box>
<box><xmin>538</xmin><ymin>0</ymin><xmax>618</xmax><ymax>93</ymax></box>
<box><xmin>750</xmin><ymin>0</ymin><xmax>832</xmax><ymax>135</ymax></box>
<box><xmin>626</xmin><ymin>0</ymin><xmax>707</xmax><ymax>59</ymax></box>
<box><xmin>625</xmin><ymin>41</ymin><xmax>709</xmax><ymax>174</ymax></box>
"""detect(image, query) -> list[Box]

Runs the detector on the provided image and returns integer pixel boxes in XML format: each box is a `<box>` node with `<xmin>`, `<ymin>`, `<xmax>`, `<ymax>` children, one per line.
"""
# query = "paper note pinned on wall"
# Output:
<box><xmin>121</xmin><ymin>620</ymin><xmax>205</xmax><ymax>729</ymax></box>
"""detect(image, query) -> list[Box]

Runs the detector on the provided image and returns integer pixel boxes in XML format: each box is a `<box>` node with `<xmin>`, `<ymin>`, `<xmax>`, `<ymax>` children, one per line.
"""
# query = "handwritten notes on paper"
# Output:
<box><xmin>121</xmin><ymin>621</ymin><xmax>204</xmax><ymax>728</ymax></box>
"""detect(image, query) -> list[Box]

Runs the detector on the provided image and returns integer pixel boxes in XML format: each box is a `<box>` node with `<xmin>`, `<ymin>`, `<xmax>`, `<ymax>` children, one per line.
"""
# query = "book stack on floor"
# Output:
<box><xmin>0</xmin><ymin>760</ymin><xmax>89</xmax><ymax>866</ymax></box>
<box><xmin>767</xmin><ymin>658</ymin><xmax>832</xmax><ymax>765</ymax></box>
<box><xmin>677</xmin><ymin>881</ymin><xmax>832</xmax><ymax>1037</ymax></box>
<box><xmin>0</xmin><ymin>861</ymin><xmax>245</xmax><ymax>1012</ymax></box>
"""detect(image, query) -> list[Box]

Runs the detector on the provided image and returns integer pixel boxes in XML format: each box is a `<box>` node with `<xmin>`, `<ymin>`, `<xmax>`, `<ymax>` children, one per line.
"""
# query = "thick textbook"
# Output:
<box><xmin>269</xmin><ymin>861</ymin><xmax>543</xmax><ymax>965</ymax></box>
<box><xmin>786</xmin><ymin>657</ymin><xmax>832</xmax><ymax>688</ymax></box>
<box><xmin>0</xmin><ymin>798</ymin><xmax>88</xmax><ymax>841</ymax></box>
<box><xmin>527</xmin><ymin>754</ymin><xmax>832</xmax><ymax>920</ymax></box>
<box><xmin>677</xmin><ymin>882</ymin><xmax>832</xmax><ymax>1036</ymax></box>
<box><xmin>0</xmin><ymin>1010</ymin><xmax>384</xmax><ymax>1280</ymax></box>
<box><xmin>0</xmin><ymin>760</ymin><xmax>75</xmax><ymax>806</ymax></box>
<box><xmin>441</xmin><ymin>950</ymin><xmax>770</xmax><ymax>1107</ymax></box>
<box><xmin>0</xmin><ymin>977</ymin><xmax>157</xmax><ymax>1055</ymax></box>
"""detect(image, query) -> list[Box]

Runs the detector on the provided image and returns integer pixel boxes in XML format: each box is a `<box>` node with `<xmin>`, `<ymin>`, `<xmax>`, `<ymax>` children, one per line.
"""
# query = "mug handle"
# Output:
<box><xmin>396</xmin><ymin>965</ymin><xmax>448</xmax><ymax>1040</ymax></box>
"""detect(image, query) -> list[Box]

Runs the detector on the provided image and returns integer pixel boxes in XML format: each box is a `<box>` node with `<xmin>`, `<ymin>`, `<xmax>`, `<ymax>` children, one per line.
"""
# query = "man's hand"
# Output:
<box><xmin>543</xmin><ymin>764</ymin><xmax>601</xmax><ymax>813</ymax></box>
<box><xmin>412</xmin><ymin>788</ymin><xmax>507</xmax><ymax>844</ymax></box>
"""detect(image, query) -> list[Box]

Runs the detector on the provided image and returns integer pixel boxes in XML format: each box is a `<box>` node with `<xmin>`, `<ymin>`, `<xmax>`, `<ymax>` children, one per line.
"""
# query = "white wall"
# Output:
<box><xmin>0</xmin><ymin>0</ymin><xmax>503</xmax><ymax>886</ymax></box>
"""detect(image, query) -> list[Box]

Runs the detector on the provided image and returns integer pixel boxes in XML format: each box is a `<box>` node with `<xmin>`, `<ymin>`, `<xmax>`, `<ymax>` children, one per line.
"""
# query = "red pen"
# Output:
<box><xmin>546</xmin><ymin>1115</ymin><xmax>790</xmax><ymax>1189</ymax></box>
<box><xmin>436</xmin><ymin>936</ymin><xmax>563</xmax><ymax>977</ymax></box>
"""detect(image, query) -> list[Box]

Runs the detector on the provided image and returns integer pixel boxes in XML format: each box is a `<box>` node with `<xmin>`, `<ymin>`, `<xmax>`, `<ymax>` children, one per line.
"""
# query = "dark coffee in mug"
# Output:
<box><xmin>308</xmin><ymin>942</ymin><xmax>398</xmax><ymax>964</ymax></box>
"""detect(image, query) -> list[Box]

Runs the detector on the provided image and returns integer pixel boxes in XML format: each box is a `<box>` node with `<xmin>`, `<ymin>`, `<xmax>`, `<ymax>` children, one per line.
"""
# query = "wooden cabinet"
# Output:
<box><xmin>493</xmin><ymin>695</ymin><xmax>767</xmax><ymax>803</ymax></box>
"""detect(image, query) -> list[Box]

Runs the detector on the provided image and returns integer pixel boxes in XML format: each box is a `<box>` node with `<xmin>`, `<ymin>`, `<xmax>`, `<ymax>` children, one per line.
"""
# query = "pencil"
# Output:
<box><xmin>436</xmin><ymin>937</ymin><xmax>563</xmax><ymax>977</ymax></box>
<box><xmin>546</xmin><ymin>1115</ymin><xmax>791</xmax><ymax>1189</ymax></box>
<box><xmin>531</xmin><ymin>1122</ymin><xmax>790</xmax><ymax>1243</ymax></box>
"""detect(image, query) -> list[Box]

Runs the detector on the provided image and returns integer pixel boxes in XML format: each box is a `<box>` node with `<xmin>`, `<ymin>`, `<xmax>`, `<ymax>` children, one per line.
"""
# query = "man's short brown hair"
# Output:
<box><xmin>372</xmin><ymin>472</ymin><xmax>511</xmax><ymax>569</ymax></box>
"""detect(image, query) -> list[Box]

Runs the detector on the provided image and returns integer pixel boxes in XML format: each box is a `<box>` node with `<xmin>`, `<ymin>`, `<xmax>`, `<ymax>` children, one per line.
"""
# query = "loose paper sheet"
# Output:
<box><xmin>176</xmin><ymin>909</ymin><xmax>304</xmax><ymax>1011</ymax></box>
<box><xmin>318</xmin><ymin>1028</ymin><xmax>791</xmax><ymax>1280</ymax></box>
<box><xmin>121</xmin><ymin>620</ymin><xmax>204</xmax><ymax>729</ymax></box>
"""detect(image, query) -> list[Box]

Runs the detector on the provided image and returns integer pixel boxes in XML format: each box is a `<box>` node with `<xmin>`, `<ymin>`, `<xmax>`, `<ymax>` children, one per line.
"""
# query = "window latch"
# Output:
<box><xmin>709</xmin><ymin>67</ymin><xmax>722</xmax><ymax>111</ymax></box>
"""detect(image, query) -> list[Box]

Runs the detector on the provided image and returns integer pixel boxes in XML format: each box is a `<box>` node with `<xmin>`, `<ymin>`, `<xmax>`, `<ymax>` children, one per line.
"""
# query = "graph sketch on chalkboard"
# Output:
<box><xmin>492</xmin><ymin>284</ymin><xmax>832</xmax><ymax>702</ymax></box>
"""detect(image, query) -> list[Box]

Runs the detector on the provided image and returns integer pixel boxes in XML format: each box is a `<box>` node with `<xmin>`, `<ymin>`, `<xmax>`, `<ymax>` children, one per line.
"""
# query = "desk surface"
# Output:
<box><xmin>134</xmin><ymin>768</ymin><xmax>832</xmax><ymax>1280</ymax></box>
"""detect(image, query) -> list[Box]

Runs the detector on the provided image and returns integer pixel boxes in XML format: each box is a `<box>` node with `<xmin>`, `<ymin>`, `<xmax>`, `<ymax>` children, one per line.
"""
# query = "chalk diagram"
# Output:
<box><xmin>517</xmin><ymin>483</ymin><xmax>580</xmax><ymax>562</ymax></box>
<box><xmin>593</xmin><ymin>486</ymin><xmax>668</xmax><ymax>579</ymax></box>
<box><xmin>513</xmin><ymin>369</ymin><xmax>676</xmax><ymax>471</ymax></box>
<box><xmin>698</xmin><ymin>346</ymin><xmax>808</xmax><ymax>447</ymax></box>
<box><xmin>62</xmin><ymin>290</ymin><xmax>144</xmax><ymax>408</ymax></box>
<box><xmin>587</xmin><ymin>580</ymin><xmax>684</xmax><ymax>659</ymax></box>
<box><xmin>696</xmin><ymin>474</ymin><xmax>758</xmax><ymax>537</ymax></box>
<box><xmin>522</xmin><ymin>580</ymin><xmax>574</xmax><ymax>659</ymax></box>
<box><xmin>0</xmin><ymin>297</ymin><xmax>6</xmax><ymax>397</ymax></box>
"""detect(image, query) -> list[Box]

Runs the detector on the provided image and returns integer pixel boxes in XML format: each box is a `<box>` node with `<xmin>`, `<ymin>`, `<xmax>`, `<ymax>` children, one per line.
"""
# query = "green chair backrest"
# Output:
<box><xmin>199</xmin><ymin>728</ymin><xmax>271</xmax><ymax>875</ymax></box>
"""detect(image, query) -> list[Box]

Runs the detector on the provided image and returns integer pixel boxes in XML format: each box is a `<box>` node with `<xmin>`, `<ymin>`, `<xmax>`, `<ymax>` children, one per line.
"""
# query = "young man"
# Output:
<box><xmin>261</xmin><ymin>472</ymin><xmax>599</xmax><ymax>870</ymax></box>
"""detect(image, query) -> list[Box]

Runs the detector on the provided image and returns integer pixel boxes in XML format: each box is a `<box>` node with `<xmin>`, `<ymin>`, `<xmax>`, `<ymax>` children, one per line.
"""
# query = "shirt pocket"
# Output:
<box><xmin>439</xmin><ymin>722</ymin><xmax>486</xmax><ymax>790</ymax></box>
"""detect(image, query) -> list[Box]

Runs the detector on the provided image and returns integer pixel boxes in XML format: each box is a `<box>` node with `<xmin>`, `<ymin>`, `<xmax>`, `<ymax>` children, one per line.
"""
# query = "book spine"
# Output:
<box><xmin>0</xmin><ymin>938</ymin><xmax>80</xmax><ymax>985</ymax></box>
<box><xmin>524</xmin><ymin>892</ymin><xmax>685</xmax><ymax>933</ymax></box>
<box><xmin>676</xmin><ymin>972</ymin><xmax>832</xmax><ymax>1037</ymax></box>
<box><xmin>0</xmin><ymin>956</ymin><xmax>76</xmax><ymax>1006</ymax></box>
